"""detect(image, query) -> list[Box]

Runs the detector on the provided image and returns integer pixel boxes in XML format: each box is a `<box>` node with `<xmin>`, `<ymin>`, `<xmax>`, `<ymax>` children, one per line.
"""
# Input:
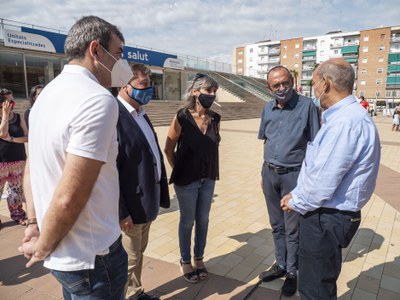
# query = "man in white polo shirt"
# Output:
<box><xmin>19</xmin><ymin>16</ymin><xmax>133</xmax><ymax>299</ymax></box>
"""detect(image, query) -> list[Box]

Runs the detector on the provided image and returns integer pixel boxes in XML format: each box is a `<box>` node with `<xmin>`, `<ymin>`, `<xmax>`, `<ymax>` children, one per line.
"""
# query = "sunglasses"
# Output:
<box><xmin>0</xmin><ymin>88</ymin><xmax>12</xmax><ymax>95</ymax></box>
<box><xmin>191</xmin><ymin>73</ymin><xmax>207</xmax><ymax>89</ymax></box>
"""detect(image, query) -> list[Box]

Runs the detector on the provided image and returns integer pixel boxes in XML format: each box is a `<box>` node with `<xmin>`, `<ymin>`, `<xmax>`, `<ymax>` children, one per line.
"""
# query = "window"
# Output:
<box><xmin>380</xmin><ymin>34</ymin><xmax>386</xmax><ymax>39</ymax></box>
<box><xmin>360</xmin><ymin>91</ymin><xmax>364</xmax><ymax>97</ymax></box>
<box><xmin>294</xmin><ymin>53</ymin><xmax>299</xmax><ymax>58</ymax></box>
<box><xmin>283</xmin><ymin>54</ymin><xmax>287</xmax><ymax>59</ymax></box>
<box><xmin>334</xmin><ymin>49</ymin><xmax>339</xmax><ymax>54</ymax></box>
<box><xmin>376</xmin><ymin>79</ymin><xmax>382</xmax><ymax>85</ymax></box>
<box><xmin>295</xmin><ymin>43</ymin><xmax>299</xmax><ymax>48</ymax></box>
<box><xmin>282</xmin><ymin>64</ymin><xmax>287</xmax><ymax>67</ymax></box>
<box><xmin>377</xmin><ymin>68</ymin><xmax>383</xmax><ymax>74</ymax></box>
<box><xmin>363</xmin><ymin>46</ymin><xmax>368</xmax><ymax>52</ymax></box>
<box><xmin>361</xmin><ymin>69</ymin><xmax>367</xmax><ymax>75</ymax></box>
<box><xmin>294</xmin><ymin>63</ymin><xmax>299</xmax><ymax>68</ymax></box>
<box><xmin>283</xmin><ymin>45</ymin><xmax>287</xmax><ymax>50</ymax></box>
<box><xmin>379</xmin><ymin>46</ymin><xmax>385</xmax><ymax>52</ymax></box>
<box><xmin>360</xmin><ymin>80</ymin><xmax>366</xmax><ymax>85</ymax></box>
<box><xmin>238</xmin><ymin>51</ymin><xmax>243</xmax><ymax>55</ymax></box>
<box><xmin>238</xmin><ymin>68</ymin><xmax>243</xmax><ymax>72</ymax></box>
<box><xmin>320</xmin><ymin>50</ymin><xmax>325</xmax><ymax>56</ymax></box>
<box><xmin>249</xmin><ymin>57</ymin><xmax>253</xmax><ymax>62</ymax></box>
<box><xmin>386</xmin><ymin>91</ymin><xmax>391</xmax><ymax>97</ymax></box>
<box><xmin>238</xmin><ymin>59</ymin><xmax>243</xmax><ymax>63</ymax></box>
<box><xmin>378</xmin><ymin>57</ymin><xmax>384</xmax><ymax>63</ymax></box>
<box><xmin>376</xmin><ymin>91</ymin><xmax>381</xmax><ymax>97</ymax></box>
<box><xmin>249</xmin><ymin>48</ymin><xmax>253</xmax><ymax>53</ymax></box>
<box><xmin>321</xmin><ymin>40</ymin><xmax>325</xmax><ymax>46</ymax></box>
<box><xmin>362</xmin><ymin>58</ymin><xmax>368</xmax><ymax>64</ymax></box>
<box><xmin>364</xmin><ymin>36</ymin><xmax>369</xmax><ymax>41</ymax></box>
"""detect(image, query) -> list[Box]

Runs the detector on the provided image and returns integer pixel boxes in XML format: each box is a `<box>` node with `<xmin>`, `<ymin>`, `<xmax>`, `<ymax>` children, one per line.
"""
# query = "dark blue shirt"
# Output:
<box><xmin>258</xmin><ymin>92</ymin><xmax>320</xmax><ymax>167</ymax></box>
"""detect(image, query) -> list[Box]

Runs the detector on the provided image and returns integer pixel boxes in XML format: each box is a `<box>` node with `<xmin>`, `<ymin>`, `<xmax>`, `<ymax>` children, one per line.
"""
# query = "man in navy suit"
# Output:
<box><xmin>116</xmin><ymin>63</ymin><xmax>170</xmax><ymax>300</ymax></box>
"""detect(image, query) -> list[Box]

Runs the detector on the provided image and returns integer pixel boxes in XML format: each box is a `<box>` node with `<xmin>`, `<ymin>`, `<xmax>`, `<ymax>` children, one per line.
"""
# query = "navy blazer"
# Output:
<box><xmin>116</xmin><ymin>99</ymin><xmax>170</xmax><ymax>224</ymax></box>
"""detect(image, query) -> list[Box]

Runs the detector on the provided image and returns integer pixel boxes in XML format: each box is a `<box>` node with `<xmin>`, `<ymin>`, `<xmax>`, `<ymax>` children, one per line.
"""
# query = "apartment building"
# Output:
<box><xmin>235</xmin><ymin>25</ymin><xmax>400</xmax><ymax>102</ymax></box>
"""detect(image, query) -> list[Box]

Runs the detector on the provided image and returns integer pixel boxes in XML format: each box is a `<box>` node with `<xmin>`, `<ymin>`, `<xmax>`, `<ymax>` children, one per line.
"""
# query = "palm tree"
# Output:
<box><xmin>307</xmin><ymin>63</ymin><xmax>319</xmax><ymax>97</ymax></box>
<box><xmin>289</xmin><ymin>69</ymin><xmax>299</xmax><ymax>92</ymax></box>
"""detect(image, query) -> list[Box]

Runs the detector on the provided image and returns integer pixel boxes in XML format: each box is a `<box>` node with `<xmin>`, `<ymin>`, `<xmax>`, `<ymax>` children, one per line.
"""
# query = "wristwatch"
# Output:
<box><xmin>9</xmin><ymin>136</ymin><xmax>14</xmax><ymax>143</ymax></box>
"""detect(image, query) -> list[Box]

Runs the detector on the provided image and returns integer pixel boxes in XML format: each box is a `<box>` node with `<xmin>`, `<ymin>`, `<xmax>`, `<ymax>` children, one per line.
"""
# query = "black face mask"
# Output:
<box><xmin>198</xmin><ymin>93</ymin><xmax>215</xmax><ymax>109</ymax></box>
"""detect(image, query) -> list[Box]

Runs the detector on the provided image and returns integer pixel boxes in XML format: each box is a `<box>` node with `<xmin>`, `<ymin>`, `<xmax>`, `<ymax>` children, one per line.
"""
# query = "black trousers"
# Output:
<box><xmin>298</xmin><ymin>208</ymin><xmax>361</xmax><ymax>300</ymax></box>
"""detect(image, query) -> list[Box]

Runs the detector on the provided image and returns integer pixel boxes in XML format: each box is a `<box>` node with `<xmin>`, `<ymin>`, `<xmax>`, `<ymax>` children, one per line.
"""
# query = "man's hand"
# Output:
<box><xmin>23</xmin><ymin>224</ymin><xmax>40</xmax><ymax>243</ymax></box>
<box><xmin>119</xmin><ymin>216</ymin><xmax>134</xmax><ymax>232</ymax></box>
<box><xmin>281</xmin><ymin>194</ymin><xmax>294</xmax><ymax>212</ymax></box>
<box><xmin>18</xmin><ymin>238</ymin><xmax>50</xmax><ymax>268</ymax></box>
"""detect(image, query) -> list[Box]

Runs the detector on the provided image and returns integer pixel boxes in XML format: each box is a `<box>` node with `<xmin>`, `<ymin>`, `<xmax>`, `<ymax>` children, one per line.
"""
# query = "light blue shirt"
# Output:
<box><xmin>289</xmin><ymin>95</ymin><xmax>381</xmax><ymax>215</ymax></box>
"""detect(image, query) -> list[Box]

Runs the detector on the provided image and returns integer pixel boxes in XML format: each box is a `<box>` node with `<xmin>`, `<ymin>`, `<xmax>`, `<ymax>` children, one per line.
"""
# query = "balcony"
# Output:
<box><xmin>268</xmin><ymin>48</ymin><xmax>280</xmax><ymax>56</ymax></box>
<box><xmin>302</xmin><ymin>56</ymin><xmax>316</xmax><ymax>61</ymax></box>
<box><xmin>388</xmin><ymin>65</ymin><xmax>400</xmax><ymax>73</ymax></box>
<box><xmin>391</xmin><ymin>36</ymin><xmax>400</xmax><ymax>43</ymax></box>
<box><xmin>343</xmin><ymin>41</ymin><xmax>360</xmax><ymax>46</ymax></box>
<box><xmin>330</xmin><ymin>42</ymin><xmax>344</xmax><ymax>48</ymax></box>
<box><xmin>341</xmin><ymin>45</ymin><xmax>359</xmax><ymax>55</ymax></box>
<box><xmin>389</xmin><ymin>48</ymin><xmax>400</xmax><ymax>54</ymax></box>
<box><xmin>302</xmin><ymin>65</ymin><xmax>315</xmax><ymax>71</ymax></box>
<box><xmin>303</xmin><ymin>45</ymin><xmax>317</xmax><ymax>51</ymax></box>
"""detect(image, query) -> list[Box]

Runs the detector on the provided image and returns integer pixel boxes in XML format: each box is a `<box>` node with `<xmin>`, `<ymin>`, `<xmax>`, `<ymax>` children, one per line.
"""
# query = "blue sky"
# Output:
<box><xmin>1</xmin><ymin>0</ymin><xmax>399</xmax><ymax>64</ymax></box>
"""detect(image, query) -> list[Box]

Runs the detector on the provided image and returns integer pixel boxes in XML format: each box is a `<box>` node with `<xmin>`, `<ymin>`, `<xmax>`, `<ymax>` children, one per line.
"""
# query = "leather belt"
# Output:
<box><xmin>264</xmin><ymin>161</ymin><xmax>301</xmax><ymax>174</ymax></box>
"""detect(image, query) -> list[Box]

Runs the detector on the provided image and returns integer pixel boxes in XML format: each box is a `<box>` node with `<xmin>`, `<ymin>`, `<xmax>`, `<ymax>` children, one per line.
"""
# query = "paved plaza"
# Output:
<box><xmin>0</xmin><ymin>115</ymin><xmax>399</xmax><ymax>299</ymax></box>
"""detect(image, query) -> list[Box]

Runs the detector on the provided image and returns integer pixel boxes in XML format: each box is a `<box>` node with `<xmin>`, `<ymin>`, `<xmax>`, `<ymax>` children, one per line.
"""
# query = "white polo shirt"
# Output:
<box><xmin>29</xmin><ymin>65</ymin><xmax>120</xmax><ymax>271</ymax></box>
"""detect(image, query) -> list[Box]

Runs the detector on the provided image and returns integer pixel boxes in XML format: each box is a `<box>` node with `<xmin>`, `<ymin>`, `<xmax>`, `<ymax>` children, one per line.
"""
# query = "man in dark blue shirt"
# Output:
<box><xmin>258</xmin><ymin>66</ymin><xmax>320</xmax><ymax>296</ymax></box>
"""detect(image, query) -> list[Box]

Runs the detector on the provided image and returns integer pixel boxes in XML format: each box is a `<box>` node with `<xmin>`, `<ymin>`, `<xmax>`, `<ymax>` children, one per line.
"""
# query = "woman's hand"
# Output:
<box><xmin>2</xmin><ymin>100</ymin><xmax>12</xmax><ymax>118</ymax></box>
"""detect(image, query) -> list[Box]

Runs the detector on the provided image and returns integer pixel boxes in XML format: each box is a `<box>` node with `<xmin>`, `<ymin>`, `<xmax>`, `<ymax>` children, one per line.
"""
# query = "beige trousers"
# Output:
<box><xmin>122</xmin><ymin>222</ymin><xmax>151</xmax><ymax>299</ymax></box>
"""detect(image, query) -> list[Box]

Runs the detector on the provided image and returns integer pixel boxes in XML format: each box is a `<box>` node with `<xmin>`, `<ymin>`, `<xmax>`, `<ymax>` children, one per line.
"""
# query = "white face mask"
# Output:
<box><xmin>98</xmin><ymin>46</ymin><xmax>133</xmax><ymax>87</ymax></box>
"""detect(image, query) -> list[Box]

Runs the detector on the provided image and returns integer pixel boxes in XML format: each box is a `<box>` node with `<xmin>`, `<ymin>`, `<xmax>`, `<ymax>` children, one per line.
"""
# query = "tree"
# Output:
<box><xmin>289</xmin><ymin>69</ymin><xmax>299</xmax><ymax>92</ymax></box>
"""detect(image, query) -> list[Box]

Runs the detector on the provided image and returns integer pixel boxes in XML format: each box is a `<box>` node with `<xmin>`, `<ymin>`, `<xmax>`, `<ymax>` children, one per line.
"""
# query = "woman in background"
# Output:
<box><xmin>24</xmin><ymin>84</ymin><xmax>44</xmax><ymax>128</ymax></box>
<box><xmin>0</xmin><ymin>88</ymin><xmax>28</xmax><ymax>227</ymax></box>
<box><xmin>164</xmin><ymin>73</ymin><xmax>221</xmax><ymax>283</ymax></box>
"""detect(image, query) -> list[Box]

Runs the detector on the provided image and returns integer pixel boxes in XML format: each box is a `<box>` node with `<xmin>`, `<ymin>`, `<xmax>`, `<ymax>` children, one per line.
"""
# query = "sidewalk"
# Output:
<box><xmin>0</xmin><ymin>115</ymin><xmax>399</xmax><ymax>300</ymax></box>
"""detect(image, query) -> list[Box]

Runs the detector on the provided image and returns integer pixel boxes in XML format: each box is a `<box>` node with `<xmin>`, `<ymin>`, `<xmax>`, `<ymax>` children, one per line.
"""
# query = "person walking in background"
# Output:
<box><xmin>24</xmin><ymin>84</ymin><xmax>44</xmax><ymax>128</ymax></box>
<box><xmin>281</xmin><ymin>58</ymin><xmax>381</xmax><ymax>299</ymax></box>
<box><xmin>164</xmin><ymin>73</ymin><xmax>221</xmax><ymax>284</ymax></box>
<box><xmin>19</xmin><ymin>16</ymin><xmax>133</xmax><ymax>299</ymax></box>
<box><xmin>116</xmin><ymin>63</ymin><xmax>170</xmax><ymax>300</ymax></box>
<box><xmin>359</xmin><ymin>96</ymin><xmax>370</xmax><ymax>110</ymax></box>
<box><xmin>0</xmin><ymin>88</ymin><xmax>28</xmax><ymax>227</ymax></box>
<box><xmin>258</xmin><ymin>66</ymin><xmax>320</xmax><ymax>297</ymax></box>
<box><xmin>392</xmin><ymin>110</ymin><xmax>400</xmax><ymax>131</ymax></box>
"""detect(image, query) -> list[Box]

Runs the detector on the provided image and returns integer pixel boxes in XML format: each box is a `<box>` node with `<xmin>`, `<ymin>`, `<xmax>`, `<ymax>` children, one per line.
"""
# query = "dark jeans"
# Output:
<box><xmin>299</xmin><ymin>208</ymin><xmax>361</xmax><ymax>300</ymax></box>
<box><xmin>261</xmin><ymin>162</ymin><xmax>300</xmax><ymax>273</ymax></box>
<box><xmin>51</xmin><ymin>236</ymin><xmax>128</xmax><ymax>300</ymax></box>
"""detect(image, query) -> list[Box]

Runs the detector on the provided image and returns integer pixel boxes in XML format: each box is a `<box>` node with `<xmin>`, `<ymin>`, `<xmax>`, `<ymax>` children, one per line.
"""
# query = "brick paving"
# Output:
<box><xmin>0</xmin><ymin>115</ymin><xmax>399</xmax><ymax>299</ymax></box>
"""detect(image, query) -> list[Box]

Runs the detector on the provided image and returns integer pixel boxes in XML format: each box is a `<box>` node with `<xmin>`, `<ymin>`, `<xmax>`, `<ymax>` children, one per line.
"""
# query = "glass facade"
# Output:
<box><xmin>0</xmin><ymin>48</ymin><xmax>65</xmax><ymax>98</ymax></box>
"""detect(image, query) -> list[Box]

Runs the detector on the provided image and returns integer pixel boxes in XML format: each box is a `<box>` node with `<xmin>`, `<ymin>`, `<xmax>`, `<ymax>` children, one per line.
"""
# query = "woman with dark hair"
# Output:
<box><xmin>0</xmin><ymin>88</ymin><xmax>28</xmax><ymax>227</ymax></box>
<box><xmin>164</xmin><ymin>73</ymin><xmax>221</xmax><ymax>283</ymax></box>
<box><xmin>24</xmin><ymin>84</ymin><xmax>44</xmax><ymax>128</ymax></box>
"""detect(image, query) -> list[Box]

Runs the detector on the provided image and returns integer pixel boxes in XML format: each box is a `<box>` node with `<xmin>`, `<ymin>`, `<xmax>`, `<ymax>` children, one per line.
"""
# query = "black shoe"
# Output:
<box><xmin>136</xmin><ymin>292</ymin><xmax>160</xmax><ymax>300</ymax></box>
<box><xmin>281</xmin><ymin>272</ymin><xmax>297</xmax><ymax>297</ymax></box>
<box><xmin>259</xmin><ymin>263</ymin><xmax>286</xmax><ymax>282</ymax></box>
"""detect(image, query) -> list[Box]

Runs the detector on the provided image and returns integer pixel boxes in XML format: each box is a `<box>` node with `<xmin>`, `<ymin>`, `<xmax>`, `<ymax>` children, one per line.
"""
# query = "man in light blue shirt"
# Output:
<box><xmin>281</xmin><ymin>58</ymin><xmax>380</xmax><ymax>300</ymax></box>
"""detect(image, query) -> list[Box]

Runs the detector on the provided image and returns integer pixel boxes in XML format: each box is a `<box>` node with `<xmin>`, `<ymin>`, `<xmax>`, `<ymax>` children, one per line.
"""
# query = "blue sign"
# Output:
<box><xmin>124</xmin><ymin>46</ymin><xmax>177</xmax><ymax>67</ymax></box>
<box><xmin>18</xmin><ymin>27</ymin><xmax>178</xmax><ymax>68</ymax></box>
<box><xmin>21</xmin><ymin>27</ymin><xmax>66</xmax><ymax>54</ymax></box>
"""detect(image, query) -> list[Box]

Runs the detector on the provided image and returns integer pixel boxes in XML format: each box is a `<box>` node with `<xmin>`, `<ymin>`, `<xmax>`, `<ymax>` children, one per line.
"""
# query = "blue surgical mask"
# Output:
<box><xmin>129</xmin><ymin>85</ymin><xmax>153</xmax><ymax>105</ymax></box>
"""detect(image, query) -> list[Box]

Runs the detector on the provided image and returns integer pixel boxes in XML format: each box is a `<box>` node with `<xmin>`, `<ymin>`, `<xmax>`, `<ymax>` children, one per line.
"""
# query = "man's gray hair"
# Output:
<box><xmin>65</xmin><ymin>16</ymin><xmax>124</xmax><ymax>62</ymax></box>
<box><xmin>315</xmin><ymin>61</ymin><xmax>355</xmax><ymax>94</ymax></box>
